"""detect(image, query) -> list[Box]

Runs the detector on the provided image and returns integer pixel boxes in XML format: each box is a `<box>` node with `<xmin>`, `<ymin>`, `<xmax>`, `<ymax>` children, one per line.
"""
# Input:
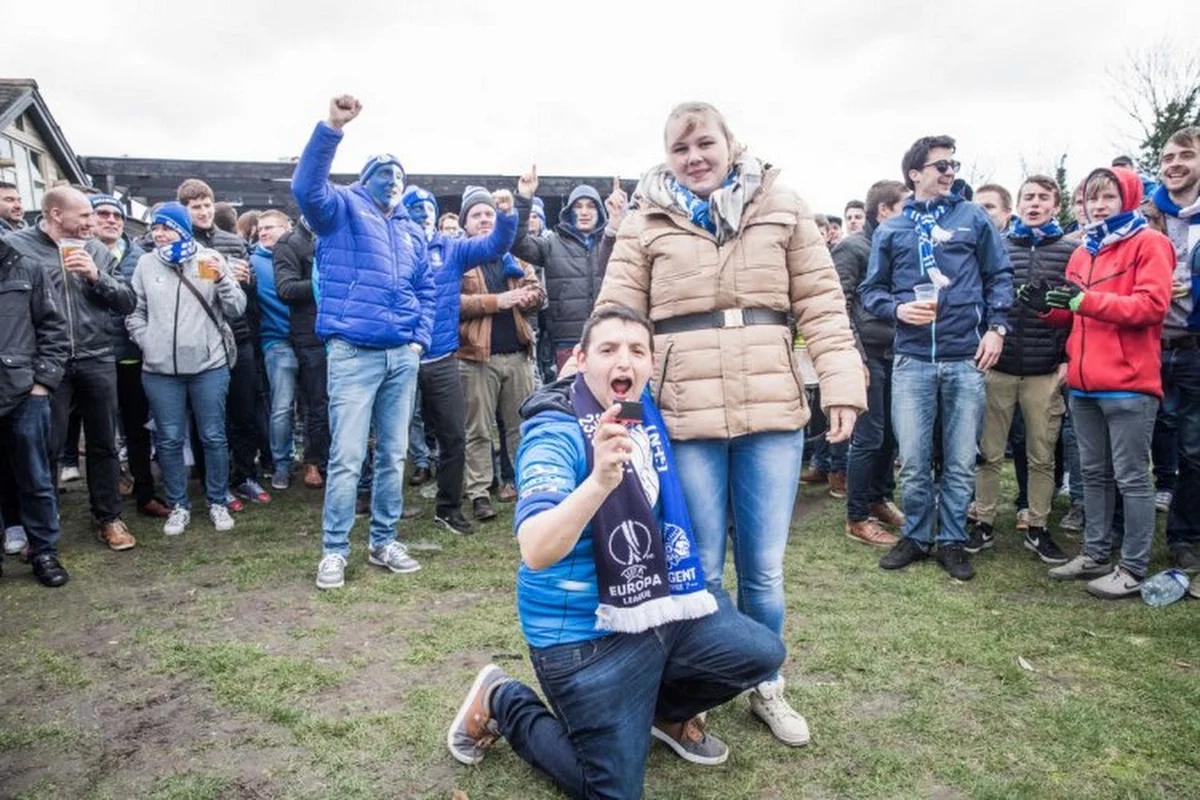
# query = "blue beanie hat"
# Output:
<box><xmin>90</xmin><ymin>194</ymin><xmax>125</xmax><ymax>218</ymax></box>
<box><xmin>460</xmin><ymin>185</ymin><xmax>494</xmax><ymax>220</ymax></box>
<box><xmin>153</xmin><ymin>202</ymin><xmax>194</xmax><ymax>239</ymax></box>
<box><xmin>360</xmin><ymin>153</ymin><xmax>405</xmax><ymax>185</ymax></box>
<box><xmin>531</xmin><ymin>196</ymin><xmax>546</xmax><ymax>223</ymax></box>
<box><xmin>402</xmin><ymin>185</ymin><xmax>439</xmax><ymax>216</ymax></box>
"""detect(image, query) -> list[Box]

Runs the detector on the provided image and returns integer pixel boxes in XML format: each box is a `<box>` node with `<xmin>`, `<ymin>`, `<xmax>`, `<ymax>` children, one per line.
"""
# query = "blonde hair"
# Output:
<box><xmin>663</xmin><ymin>102</ymin><xmax>736</xmax><ymax>150</ymax></box>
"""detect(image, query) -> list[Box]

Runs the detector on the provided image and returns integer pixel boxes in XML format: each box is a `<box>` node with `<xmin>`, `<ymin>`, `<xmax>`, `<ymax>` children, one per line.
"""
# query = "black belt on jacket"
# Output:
<box><xmin>1163</xmin><ymin>334</ymin><xmax>1200</xmax><ymax>351</ymax></box>
<box><xmin>655</xmin><ymin>308</ymin><xmax>788</xmax><ymax>335</ymax></box>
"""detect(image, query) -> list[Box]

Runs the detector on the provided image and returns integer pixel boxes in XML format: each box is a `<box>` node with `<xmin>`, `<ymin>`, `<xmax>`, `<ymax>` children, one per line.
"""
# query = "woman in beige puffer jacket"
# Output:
<box><xmin>596</xmin><ymin>102</ymin><xmax>866</xmax><ymax>747</ymax></box>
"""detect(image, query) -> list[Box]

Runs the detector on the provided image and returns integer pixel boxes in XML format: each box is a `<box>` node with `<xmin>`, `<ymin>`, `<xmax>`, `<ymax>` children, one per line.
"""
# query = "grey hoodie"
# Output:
<box><xmin>125</xmin><ymin>247</ymin><xmax>246</xmax><ymax>376</ymax></box>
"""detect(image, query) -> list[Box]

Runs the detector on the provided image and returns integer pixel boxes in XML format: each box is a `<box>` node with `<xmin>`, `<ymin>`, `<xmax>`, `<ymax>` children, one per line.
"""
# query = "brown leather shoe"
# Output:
<box><xmin>869</xmin><ymin>500</ymin><xmax>906</xmax><ymax>528</ymax></box>
<box><xmin>800</xmin><ymin>467</ymin><xmax>828</xmax><ymax>485</ymax></box>
<box><xmin>846</xmin><ymin>519</ymin><xmax>899</xmax><ymax>548</ymax></box>
<box><xmin>408</xmin><ymin>466</ymin><xmax>431</xmax><ymax>486</ymax></box>
<box><xmin>118</xmin><ymin>474</ymin><xmax>135</xmax><ymax>498</ymax></box>
<box><xmin>828</xmin><ymin>472</ymin><xmax>847</xmax><ymax>498</ymax></box>
<box><xmin>402</xmin><ymin>506</ymin><xmax>424</xmax><ymax>520</ymax></box>
<box><xmin>302</xmin><ymin>464</ymin><xmax>325</xmax><ymax>489</ymax></box>
<box><xmin>497</xmin><ymin>483</ymin><xmax>518</xmax><ymax>503</ymax></box>
<box><xmin>138</xmin><ymin>497</ymin><xmax>172</xmax><ymax>519</ymax></box>
<box><xmin>97</xmin><ymin>518</ymin><xmax>137</xmax><ymax>551</ymax></box>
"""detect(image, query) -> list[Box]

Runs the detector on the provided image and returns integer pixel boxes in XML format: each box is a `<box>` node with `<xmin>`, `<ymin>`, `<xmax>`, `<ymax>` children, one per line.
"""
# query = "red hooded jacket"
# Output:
<box><xmin>1044</xmin><ymin>168</ymin><xmax>1175</xmax><ymax>397</ymax></box>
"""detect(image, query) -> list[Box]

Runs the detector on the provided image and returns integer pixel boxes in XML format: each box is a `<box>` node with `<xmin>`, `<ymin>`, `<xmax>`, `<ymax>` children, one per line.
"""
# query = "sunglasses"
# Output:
<box><xmin>94</xmin><ymin>209</ymin><xmax>123</xmax><ymax>219</ymax></box>
<box><xmin>923</xmin><ymin>159</ymin><xmax>961</xmax><ymax>175</ymax></box>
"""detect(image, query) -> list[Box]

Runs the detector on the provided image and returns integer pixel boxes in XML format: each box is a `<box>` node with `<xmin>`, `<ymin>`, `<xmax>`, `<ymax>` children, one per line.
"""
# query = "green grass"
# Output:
<box><xmin>1</xmin><ymin>471</ymin><xmax>1197</xmax><ymax>798</ymax></box>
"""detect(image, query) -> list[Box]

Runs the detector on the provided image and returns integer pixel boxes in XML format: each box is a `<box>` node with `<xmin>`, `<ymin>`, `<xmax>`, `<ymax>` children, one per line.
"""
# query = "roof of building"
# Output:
<box><xmin>0</xmin><ymin>79</ymin><xmax>89</xmax><ymax>185</ymax></box>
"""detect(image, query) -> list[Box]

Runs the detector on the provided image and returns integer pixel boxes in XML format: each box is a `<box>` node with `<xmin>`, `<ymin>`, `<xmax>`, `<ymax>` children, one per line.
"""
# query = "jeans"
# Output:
<box><xmin>1151</xmin><ymin>375</ymin><xmax>1179</xmax><ymax>493</ymax></box>
<box><xmin>0</xmin><ymin>395</ymin><xmax>60</xmax><ymax>557</ymax></box>
<box><xmin>1061</xmin><ymin>400</ymin><xmax>1084</xmax><ymax>503</ymax></box>
<box><xmin>117</xmin><ymin>360</ymin><xmax>157</xmax><ymax>506</ymax></box>
<box><xmin>493</xmin><ymin>589</ymin><xmax>784</xmax><ymax>799</ymax></box>
<box><xmin>322</xmin><ymin>338</ymin><xmax>419</xmax><ymax>557</ymax></box>
<box><xmin>296</xmin><ymin>344</ymin><xmax>330</xmax><ymax>469</ymax></box>
<box><xmin>1070</xmin><ymin>393</ymin><xmax>1157</xmax><ymax>576</ymax></box>
<box><xmin>418</xmin><ymin>356</ymin><xmax>467</xmax><ymax>516</ymax></box>
<box><xmin>673</xmin><ymin>430</ymin><xmax>804</xmax><ymax>641</ymax></box>
<box><xmin>408</xmin><ymin>387</ymin><xmax>431</xmax><ymax>469</ymax></box>
<box><xmin>142</xmin><ymin>368</ymin><xmax>231</xmax><ymax>508</ymax></box>
<box><xmin>847</xmin><ymin>350</ymin><xmax>897</xmax><ymax>521</ymax></box>
<box><xmin>811</xmin><ymin>437</ymin><xmax>847</xmax><ymax>474</ymax></box>
<box><xmin>892</xmin><ymin>357</ymin><xmax>985</xmax><ymax>546</ymax></box>
<box><xmin>1164</xmin><ymin>348</ymin><xmax>1200</xmax><ymax>552</ymax></box>
<box><xmin>263</xmin><ymin>343</ymin><xmax>299</xmax><ymax>470</ymax></box>
<box><xmin>49</xmin><ymin>357</ymin><xmax>123</xmax><ymax>522</ymax></box>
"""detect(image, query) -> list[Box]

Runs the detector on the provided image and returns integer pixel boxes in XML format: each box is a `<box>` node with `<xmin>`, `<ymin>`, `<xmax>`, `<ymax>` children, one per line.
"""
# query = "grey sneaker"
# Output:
<box><xmin>1087</xmin><ymin>565</ymin><xmax>1143</xmax><ymax>599</ymax></box>
<box><xmin>4</xmin><ymin>525</ymin><xmax>28</xmax><ymax>555</ymax></box>
<box><xmin>271</xmin><ymin>465</ymin><xmax>291</xmax><ymax>491</ymax></box>
<box><xmin>209</xmin><ymin>504</ymin><xmax>235</xmax><ymax>532</ymax></box>
<box><xmin>316</xmin><ymin>553</ymin><xmax>347</xmax><ymax>590</ymax></box>
<box><xmin>748</xmin><ymin>677</ymin><xmax>810</xmax><ymax>747</ymax></box>
<box><xmin>1048</xmin><ymin>554</ymin><xmax>1112</xmax><ymax>581</ymax></box>
<box><xmin>1059</xmin><ymin>503</ymin><xmax>1085</xmax><ymax>532</ymax></box>
<box><xmin>651</xmin><ymin>715</ymin><xmax>729</xmax><ymax>765</ymax></box>
<box><xmin>447</xmin><ymin>664</ymin><xmax>512</xmax><ymax>765</ymax></box>
<box><xmin>1155</xmin><ymin>490</ymin><xmax>1173</xmax><ymax>514</ymax></box>
<box><xmin>368</xmin><ymin>541</ymin><xmax>421</xmax><ymax>574</ymax></box>
<box><xmin>163</xmin><ymin>506</ymin><xmax>191</xmax><ymax>536</ymax></box>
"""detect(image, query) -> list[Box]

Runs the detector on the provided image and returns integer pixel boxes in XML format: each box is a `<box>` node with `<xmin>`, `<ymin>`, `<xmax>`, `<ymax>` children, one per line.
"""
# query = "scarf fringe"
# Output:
<box><xmin>594</xmin><ymin>590</ymin><xmax>718</xmax><ymax>634</ymax></box>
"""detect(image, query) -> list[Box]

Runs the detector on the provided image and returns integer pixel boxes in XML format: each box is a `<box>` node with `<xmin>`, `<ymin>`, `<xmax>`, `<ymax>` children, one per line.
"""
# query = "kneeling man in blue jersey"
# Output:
<box><xmin>447</xmin><ymin>305</ymin><xmax>785</xmax><ymax>799</ymax></box>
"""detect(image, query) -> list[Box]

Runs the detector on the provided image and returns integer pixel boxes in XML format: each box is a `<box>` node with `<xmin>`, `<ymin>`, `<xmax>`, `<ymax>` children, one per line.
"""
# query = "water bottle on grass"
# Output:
<box><xmin>1141</xmin><ymin>569</ymin><xmax>1190</xmax><ymax>607</ymax></box>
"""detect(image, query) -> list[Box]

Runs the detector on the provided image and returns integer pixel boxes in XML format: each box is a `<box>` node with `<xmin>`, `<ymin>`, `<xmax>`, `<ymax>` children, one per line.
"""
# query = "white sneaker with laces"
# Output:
<box><xmin>316</xmin><ymin>553</ymin><xmax>347</xmax><ymax>590</ymax></box>
<box><xmin>60</xmin><ymin>465</ymin><xmax>81</xmax><ymax>483</ymax></box>
<box><xmin>4</xmin><ymin>525</ymin><xmax>28</xmax><ymax>555</ymax></box>
<box><xmin>209</xmin><ymin>504</ymin><xmax>235</xmax><ymax>532</ymax></box>
<box><xmin>1155</xmin><ymin>490</ymin><xmax>1173</xmax><ymax>514</ymax></box>
<box><xmin>749</xmin><ymin>677</ymin><xmax>810</xmax><ymax>747</ymax></box>
<box><xmin>163</xmin><ymin>506</ymin><xmax>191</xmax><ymax>536</ymax></box>
<box><xmin>368</xmin><ymin>541</ymin><xmax>421</xmax><ymax>574</ymax></box>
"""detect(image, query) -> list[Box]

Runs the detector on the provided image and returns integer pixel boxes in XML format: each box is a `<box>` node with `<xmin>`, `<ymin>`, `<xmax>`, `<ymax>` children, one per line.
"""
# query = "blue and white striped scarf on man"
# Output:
<box><xmin>903</xmin><ymin>199</ymin><xmax>951</xmax><ymax>275</ymax></box>
<box><xmin>1008</xmin><ymin>218</ymin><xmax>1065</xmax><ymax>244</ymax></box>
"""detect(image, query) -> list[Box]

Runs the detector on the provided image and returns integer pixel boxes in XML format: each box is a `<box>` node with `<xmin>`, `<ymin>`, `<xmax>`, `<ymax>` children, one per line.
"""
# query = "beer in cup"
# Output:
<box><xmin>197</xmin><ymin>253</ymin><xmax>221</xmax><ymax>281</ymax></box>
<box><xmin>57</xmin><ymin>238</ymin><xmax>85</xmax><ymax>267</ymax></box>
<box><xmin>913</xmin><ymin>283</ymin><xmax>939</xmax><ymax>307</ymax></box>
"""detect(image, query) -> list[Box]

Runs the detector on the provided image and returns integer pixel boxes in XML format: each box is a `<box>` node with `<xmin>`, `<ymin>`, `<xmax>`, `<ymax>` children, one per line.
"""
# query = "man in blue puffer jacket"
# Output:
<box><xmin>859</xmin><ymin>134</ymin><xmax>1012</xmax><ymax>582</ymax></box>
<box><xmin>400</xmin><ymin>185</ymin><xmax>519</xmax><ymax>534</ymax></box>
<box><xmin>292</xmin><ymin>94</ymin><xmax>436</xmax><ymax>590</ymax></box>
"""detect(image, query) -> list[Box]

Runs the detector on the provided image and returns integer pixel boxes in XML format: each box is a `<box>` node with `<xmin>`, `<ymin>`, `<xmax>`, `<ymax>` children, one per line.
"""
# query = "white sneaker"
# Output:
<box><xmin>368</xmin><ymin>541</ymin><xmax>421</xmax><ymax>574</ymax></box>
<box><xmin>316</xmin><ymin>553</ymin><xmax>347</xmax><ymax>590</ymax></box>
<box><xmin>1155</xmin><ymin>491</ymin><xmax>1173</xmax><ymax>514</ymax></box>
<box><xmin>163</xmin><ymin>506</ymin><xmax>191</xmax><ymax>536</ymax></box>
<box><xmin>4</xmin><ymin>525</ymin><xmax>28</xmax><ymax>555</ymax></box>
<box><xmin>749</xmin><ymin>677</ymin><xmax>810</xmax><ymax>747</ymax></box>
<box><xmin>60</xmin><ymin>465</ymin><xmax>81</xmax><ymax>483</ymax></box>
<box><xmin>209</xmin><ymin>504</ymin><xmax>235</xmax><ymax>532</ymax></box>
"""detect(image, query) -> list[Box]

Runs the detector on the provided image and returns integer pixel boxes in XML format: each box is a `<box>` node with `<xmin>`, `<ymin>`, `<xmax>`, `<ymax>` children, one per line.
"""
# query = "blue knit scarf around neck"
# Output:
<box><xmin>1008</xmin><ymin>218</ymin><xmax>1065</xmax><ymax>243</ymax></box>
<box><xmin>903</xmin><ymin>199</ymin><xmax>951</xmax><ymax>275</ymax></box>
<box><xmin>1084</xmin><ymin>210</ymin><xmax>1147</xmax><ymax>256</ymax></box>
<box><xmin>666</xmin><ymin>172</ymin><xmax>737</xmax><ymax>235</ymax></box>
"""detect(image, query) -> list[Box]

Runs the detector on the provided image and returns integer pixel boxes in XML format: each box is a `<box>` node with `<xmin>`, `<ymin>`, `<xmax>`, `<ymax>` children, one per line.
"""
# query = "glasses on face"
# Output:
<box><xmin>95</xmin><ymin>210</ymin><xmax>122</xmax><ymax>220</ymax></box>
<box><xmin>923</xmin><ymin>160</ymin><xmax>961</xmax><ymax>175</ymax></box>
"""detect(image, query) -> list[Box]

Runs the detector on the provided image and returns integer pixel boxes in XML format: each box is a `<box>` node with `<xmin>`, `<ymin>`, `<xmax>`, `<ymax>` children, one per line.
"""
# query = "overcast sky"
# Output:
<box><xmin>5</xmin><ymin>1</ymin><xmax>1185</xmax><ymax>214</ymax></box>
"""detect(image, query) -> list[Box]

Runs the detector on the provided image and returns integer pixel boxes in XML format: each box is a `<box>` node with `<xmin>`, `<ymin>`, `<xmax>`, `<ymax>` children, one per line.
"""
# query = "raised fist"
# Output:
<box><xmin>327</xmin><ymin>95</ymin><xmax>362</xmax><ymax>130</ymax></box>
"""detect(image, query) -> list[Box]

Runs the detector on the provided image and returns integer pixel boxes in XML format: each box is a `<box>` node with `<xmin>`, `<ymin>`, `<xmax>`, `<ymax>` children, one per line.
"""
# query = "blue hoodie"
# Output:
<box><xmin>291</xmin><ymin>122</ymin><xmax>435</xmax><ymax>350</ymax></box>
<box><xmin>859</xmin><ymin>193</ymin><xmax>1012</xmax><ymax>362</ymax></box>
<box><xmin>251</xmin><ymin>243</ymin><xmax>290</xmax><ymax>351</ymax></box>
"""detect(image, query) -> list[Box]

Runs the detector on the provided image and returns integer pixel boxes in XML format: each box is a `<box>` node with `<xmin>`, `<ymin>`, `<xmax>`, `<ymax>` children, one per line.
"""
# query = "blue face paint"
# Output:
<box><xmin>364</xmin><ymin>164</ymin><xmax>405</xmax><ymax>211</ymax></box>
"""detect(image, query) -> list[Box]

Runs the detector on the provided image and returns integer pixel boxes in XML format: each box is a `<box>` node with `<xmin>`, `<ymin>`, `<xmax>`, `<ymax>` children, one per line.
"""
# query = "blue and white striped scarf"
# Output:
<box><xmin>1084</xmin><ymin>210</ymin><xmax>1147</xmax><ymax>256</ymax></box>
<box><xmin>156</xmin><ymin>238</ymin><xmax>198</xmax><ymax>266</ymax></box>
<box><xmin>1008</xmin><ymin>218</ymin><xmax>1065</xmax><ymax>244</ymax></box>
<box><xmin>903</xmin><ymin>200</ymin><xmax>951</xmax><ymax>275</ymax></box>
<box><xmin>666</xmin><ymin>172</ymin><xmax>737</xmax><ymax>236</ymax></box>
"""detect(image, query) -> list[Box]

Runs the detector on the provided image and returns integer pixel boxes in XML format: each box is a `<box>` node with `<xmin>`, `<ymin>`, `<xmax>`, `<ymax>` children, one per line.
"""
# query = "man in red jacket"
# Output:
<box><xmin>1021</xmin><ymin>167</ymin><xmax>1175</xmax><ymax>598</ymax></box>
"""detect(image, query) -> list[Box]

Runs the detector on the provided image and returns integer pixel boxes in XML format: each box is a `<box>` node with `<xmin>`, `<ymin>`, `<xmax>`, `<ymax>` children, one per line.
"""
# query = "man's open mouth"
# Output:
<box><xmin>611</xmin><ymin>377</ymin><xmax>633</xmax><ymax>398</ymax></box>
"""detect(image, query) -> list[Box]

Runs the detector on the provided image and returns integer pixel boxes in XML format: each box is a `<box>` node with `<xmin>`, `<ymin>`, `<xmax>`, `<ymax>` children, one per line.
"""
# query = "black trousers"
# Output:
<box><xmin>117</xmin><ymin>360</ymin><xmax>157</xmax><ymax>506</ymax></box>
<box><xmin>296</xmin><ymin>343</ymin><xmax>330</xmax><ymax>469</ymax></box>
<box><xmin>50</xmin><ymin>357</ymin><xmax>122</xmax><ymax>522</ymax></box>
<box><xmin>227</xmin><ymin>339</ymin><xmax>268</xmax><ymax>485</ymax></box>
<box><xmin>419</xmin><ymin>356</ymin><xmax>467</xmax><ymax>515</ymax></box>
